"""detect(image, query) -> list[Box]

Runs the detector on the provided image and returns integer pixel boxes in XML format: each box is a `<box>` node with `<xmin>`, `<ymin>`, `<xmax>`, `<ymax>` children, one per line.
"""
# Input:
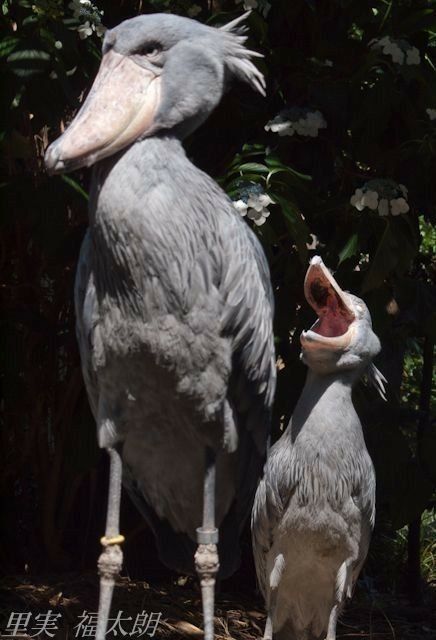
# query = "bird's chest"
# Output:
<box><xmin>80</xmin><ymin>155</ymin><xmax>232</xmax><ymax>430</ymax></box>
<box><xmin>79</xmin><ymin>223</ymin><xmax>231</xmax><ymax>432</ymax></box>
<box><xmin>89</xmin><ymin>216</ymin><xmax>219</xmax><ymax>350</ymax></box>
<box><xmin>274</xmin><ymin>410</ymin><xmax>370</xmax><ymax>515</ymax></box>
<box><xmin>86</xmin><ymin>294</ymin><xmax>231</xmax><ymax>443</ymax></box>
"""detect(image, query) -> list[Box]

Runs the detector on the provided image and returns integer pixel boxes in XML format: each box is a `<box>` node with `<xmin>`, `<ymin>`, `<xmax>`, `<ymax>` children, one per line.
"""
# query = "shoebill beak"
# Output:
<box><xmin>44</xmin><ymin>49</ymin><xmax>161</xmax><ymax>174</ymax></box>
<box><xmin>301</xmin><ymin>256</ymin><xmax>356</xmax><ymax>351</ymax></box>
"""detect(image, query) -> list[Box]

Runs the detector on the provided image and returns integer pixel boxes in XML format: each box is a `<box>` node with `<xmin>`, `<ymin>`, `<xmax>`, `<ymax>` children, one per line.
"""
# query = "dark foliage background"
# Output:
<box><xmin>1</xmin><ymin>0</ymin><xmax>435</xmax><ymax>597</ymax></box>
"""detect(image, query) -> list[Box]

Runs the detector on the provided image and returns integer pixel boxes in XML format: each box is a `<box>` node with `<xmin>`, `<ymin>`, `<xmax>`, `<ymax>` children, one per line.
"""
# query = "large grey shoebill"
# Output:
<box><xmin>252</xmin><ymin>256</ymin><xmax>386</xmax><ymax>640</ymax></box>
<box><xmin>44</xmin><ymin>11</ymin><xmax>276</xmax><ymax>640</ymax></box>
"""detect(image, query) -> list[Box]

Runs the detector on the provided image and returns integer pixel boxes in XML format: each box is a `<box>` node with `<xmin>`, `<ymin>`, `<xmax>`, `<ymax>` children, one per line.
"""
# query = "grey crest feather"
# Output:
<box><xmin>366</xmin><ymin>363</ymin><xmax>388</xmax><ymax>401</ymax></box>
<box><xmin>219</xmin><ymin>10</ymin><xmax>252</xmax><ymax>33</ymax></box>
<box><xmin>218</xmin><ymin>12</ymin><xmax>266</xmax><ymax>96</ymax></box>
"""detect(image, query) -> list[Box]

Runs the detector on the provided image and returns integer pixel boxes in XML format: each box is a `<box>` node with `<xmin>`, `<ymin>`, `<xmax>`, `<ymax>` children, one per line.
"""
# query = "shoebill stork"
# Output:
<box><xmin>45</xmin><ymin>11</ymin><xmax>276</xmax><ymax>640</ymax></box>
<box><xmin>252</xmin><ymin>256</ymin><xmax>386</xmax><ymax>640</ymax></box>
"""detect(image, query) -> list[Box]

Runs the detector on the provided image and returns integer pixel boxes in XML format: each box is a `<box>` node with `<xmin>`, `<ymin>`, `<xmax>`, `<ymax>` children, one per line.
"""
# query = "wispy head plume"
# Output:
<box><xmin>218</xmin><ymin>12</ymin><xmax>266</xmax><ymax>96</ymax></box>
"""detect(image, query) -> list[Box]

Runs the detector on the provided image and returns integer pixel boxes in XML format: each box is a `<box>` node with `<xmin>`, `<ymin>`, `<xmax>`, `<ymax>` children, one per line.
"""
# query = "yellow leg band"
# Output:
<box><xmin>100</xmin><ymin>534</ymin><xmax>125</xmax><ymax>547</ymax></box>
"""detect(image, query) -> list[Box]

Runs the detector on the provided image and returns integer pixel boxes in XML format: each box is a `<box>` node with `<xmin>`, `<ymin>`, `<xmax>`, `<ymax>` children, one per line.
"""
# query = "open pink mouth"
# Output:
<box><xmin>301</xmin><ymin>257</ymin><xmax>355</xmax><ymax>347</ymax></box>
<box><xmin>308</xmin><ymin>277</ymin><xmax>354</xmax><ymax>337</ymax></box>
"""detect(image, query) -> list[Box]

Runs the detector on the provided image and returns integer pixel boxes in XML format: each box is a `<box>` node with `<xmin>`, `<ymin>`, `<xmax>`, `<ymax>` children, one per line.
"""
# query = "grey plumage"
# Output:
<box><xmin>46</xmin><ymin>11</ymin><xmax>275</xmax><ymax>584</ymax></box>
<box><xmin>252</xmin><ymin>256</ymin><xmax>379</xmax><ymax>640</ymax></box>
<box><xmin>75</xmin><ymin>136</ymin><xmax>275</xmax><ymax>574</ymax></box>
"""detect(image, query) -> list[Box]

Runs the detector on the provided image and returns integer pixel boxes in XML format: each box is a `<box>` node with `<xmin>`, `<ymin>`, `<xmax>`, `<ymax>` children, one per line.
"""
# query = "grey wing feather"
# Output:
<box><xmin>220</xmin><ymin>212</ymin><xmax>276</xmax><ymax>447</ymax></box>
<box><xmin>251</xmin><ymin>446</ymin><xmax>288</xmax><ymax>597</ymax></box>
<box><xmin>215</xmin><ymin>208</ymin><xmax>276</xmax><ymax>538</ymax></box>
<box><xmin>251</xmin><ymin>477</ymin><xmax>271</xmax><ymax>596</ymax></box>
<box><xmin>350</xmin><ymin>467</ymin><xmax>376</xmax><ymax>593</ymax></box>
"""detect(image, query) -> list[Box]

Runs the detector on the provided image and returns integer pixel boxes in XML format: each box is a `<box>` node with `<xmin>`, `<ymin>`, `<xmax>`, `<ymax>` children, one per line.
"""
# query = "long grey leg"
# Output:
<box><xmin>195</xmin><ymin>447</ymin><xmax>219</xmax><ymax>640</ymax></box>
<box><xmin>95</xmin><ymin>447</ymin><xmax>124</xmax><ymax>640</ymax></box>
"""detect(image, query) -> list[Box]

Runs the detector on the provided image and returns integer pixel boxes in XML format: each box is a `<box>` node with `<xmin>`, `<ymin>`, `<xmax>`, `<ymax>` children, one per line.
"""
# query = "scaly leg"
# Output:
<box><xmin>95</xmin><ymin>447</ymin><xmax>124</xmax><ymax>640</ymax></box>
<box><xmin>195</xmin><ymin>448</ymin><xmax>219</xmax><ymax>640</ymax></box>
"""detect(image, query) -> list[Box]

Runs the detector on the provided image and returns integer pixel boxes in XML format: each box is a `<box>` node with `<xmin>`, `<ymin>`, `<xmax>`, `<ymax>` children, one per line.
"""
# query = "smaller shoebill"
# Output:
<box><xmin>252</xmin><ymin>256</ymin><xmax>385</xmax><ymax>640</ymax></box>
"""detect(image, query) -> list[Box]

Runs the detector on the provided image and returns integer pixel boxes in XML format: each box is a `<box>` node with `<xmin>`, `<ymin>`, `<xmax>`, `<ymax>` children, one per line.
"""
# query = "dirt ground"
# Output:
<box><xmin>1</xmin><ymin>573</ymin><xmax>436</xmax><ymax>639</ymax></box>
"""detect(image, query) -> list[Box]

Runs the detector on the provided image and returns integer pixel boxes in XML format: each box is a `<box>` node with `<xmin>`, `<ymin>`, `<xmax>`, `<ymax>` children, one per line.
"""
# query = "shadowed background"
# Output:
<box><xmin>1</xmin><ymin>0</ymin><xmax>435</xmax><ymax>614</ymax></box>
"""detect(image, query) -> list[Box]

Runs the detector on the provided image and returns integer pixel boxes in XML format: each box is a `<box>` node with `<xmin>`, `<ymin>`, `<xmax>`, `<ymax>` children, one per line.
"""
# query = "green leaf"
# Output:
<box><xmin>221</xmin><ymin>176</ymin><xmax>243</xmax><ymax>191</ymax></box>
<box><xmin>22</xmin><ymin>14</ymin><xmax>38</xmax><ymax>26</ymax></box>
<box><xmin>266</xmin><ymin>166</ymin><xmax>312</xmax><ymax>186</ymax></box>
<box><xmin>338</xmin><ymin>233</ymin><xmax>359</xmax><ymax>264</ymax></box>
<box><xmin>232</xmin><ymin>173</ymin><xmax>264</xmax><ymax>183</ymax></box>
<box><xmin>272</xmin><ymin>193</ymin><xmax>310</xmax><ymax>263</ymax></box>
<box><xmin>227</xmin><ymin>162</ymin><xmax>269</xmax><ymax>176</ymax></box>
<box><xmin>225</xmin><ymin>146</ymin><xmax>269</xmax><ymax>174</ymax></box>
<box><xmin>0</xmin><ymin>36</ymin><xmax>19</xmax><ymax>58</ymax></box>
<box><xmin>241</xmin><ymin>143</ymin><xmax>265</xmax><ymax>153</ymax></box>
<box><xmin>61</xmin><ymin>175</ymin><xmax>89</xmax><ymax>201</ymax></box>
<box><xmin>265</xmin><ymin>156</ymin><xmax>289</xmax><ymax>169</ymax></box>
<box><xmin>7</xmin><ymin>48</ymin><xmax>51</xmax><ymax>77</ymax></box>
<box><xmin>361</xmin><ymin>221</ymin><xmax>397</xmax><ymax>293</ymax></box>
<box><xmin>238</xmin><ymin>162</ymin><xmax>269</xmax><ymax>174</ymax></box>
<box><xmin>265</xmin><ymin>156</ymin><xmax>312</xmax><ymax>181</ymax></box>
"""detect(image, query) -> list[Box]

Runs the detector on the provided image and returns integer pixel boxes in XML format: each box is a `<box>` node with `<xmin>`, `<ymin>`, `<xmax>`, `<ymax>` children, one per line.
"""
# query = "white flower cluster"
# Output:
<box><xmin>235</xmin><ymin>0</ymin><xmax>271</xmax><ymax>18</ymax></box>
<box><xmin>265</xmin><ymin>108</ymin><xmax>326</xmax><ymax>138</ymax></box>
<box><xmin>233</xmin><ymin>187</ymin><xmax>274</xmax><ymax>226</ymax></box>
<box><xmin>350</xmin><ymin>180</ymin><xmax>410</xmax><ymax>217</ymax></box>
<box><xmin>69</xmin><ymin>0</ymin><xmax>105</xmax><ymax>39</ymax></box>
<box><xmin>426</xmin><ymin>108</ymin><xmax>436</xmax><ymax>121</ymax></box>
<box><xmin>370</xmin><ymin>36</ymin><xmax>420</xmax><ymax>65</ymax></box>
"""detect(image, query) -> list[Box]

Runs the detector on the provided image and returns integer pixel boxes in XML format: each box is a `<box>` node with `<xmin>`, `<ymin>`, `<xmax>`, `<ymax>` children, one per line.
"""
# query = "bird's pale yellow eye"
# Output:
<box><xmin>140</xmin><ymin>43</ymin><xmax>162</xmax><ymax>58</ymax></box>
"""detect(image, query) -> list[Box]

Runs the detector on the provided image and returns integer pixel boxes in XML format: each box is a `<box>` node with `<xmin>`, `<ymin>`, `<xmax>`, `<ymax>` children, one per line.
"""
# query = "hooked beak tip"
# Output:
<box><xmin>309</xmin><ymin>255</ymin><xmax>323</xmax><ymax>267</ymax></box>
<box><xmin>44</xmin><ymin>144</ymin><xmax>65</xmax><ymax>175</ymax></box>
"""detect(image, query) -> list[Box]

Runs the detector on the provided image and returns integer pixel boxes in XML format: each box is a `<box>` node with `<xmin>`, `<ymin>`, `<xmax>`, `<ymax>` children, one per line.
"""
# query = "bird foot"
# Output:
<box><xmin>195</xmin><ymin>542</ymin><xmax>219</xmax><ymax>583</ymax></box>
<box><xmin>195</xmin><ymin>542</ymin><xmax>219</xmax><ymax>640</ymax></box>
<box><xmin>98</xmin><ymin>544</ymin><xmax>123</xmax><ymax>581</ymax></box>
<box><xmin>95</xmin><ymin>545</ymin><xmax>123</xmax><ymax>640</ymax></box>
